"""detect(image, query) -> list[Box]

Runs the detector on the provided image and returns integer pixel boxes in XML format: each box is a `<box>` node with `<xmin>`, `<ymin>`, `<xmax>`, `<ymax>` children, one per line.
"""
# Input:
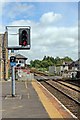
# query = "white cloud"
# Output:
<box><xmin>2</xmin><ymin>11</ymin><xmax>78</xmax><ymax>62</ymax></box>
<box><xmin>40</xmin><ymin>12</ymin><xmax>62</xmax><ymax>25</ymax></box>
<box><xmin>0</xmin><ymin>25</ymin><xmax>5</xmax><ymax>33</ymax></box>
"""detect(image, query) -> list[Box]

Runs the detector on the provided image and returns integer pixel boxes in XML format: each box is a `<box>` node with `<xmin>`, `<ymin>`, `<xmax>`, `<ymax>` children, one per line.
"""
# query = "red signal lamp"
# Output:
<box><xmin>22</xmin><ymin>40</ymin><xmax>27</xmax><ymax>46</ymax></box>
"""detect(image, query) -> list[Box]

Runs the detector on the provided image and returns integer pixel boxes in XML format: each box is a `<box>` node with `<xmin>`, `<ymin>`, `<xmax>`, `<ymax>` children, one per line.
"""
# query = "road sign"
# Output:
<box><xmin>10</xmin><ymin>62</ymin><xmax>16</xmax><ymax>67</ymax></box>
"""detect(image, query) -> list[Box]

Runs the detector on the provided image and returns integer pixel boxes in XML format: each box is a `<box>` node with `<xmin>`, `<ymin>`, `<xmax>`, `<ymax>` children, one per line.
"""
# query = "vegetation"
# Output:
<box><xmin>30</xmin><ymin>56</ymin><xmax>73</xmax><ymax>71</ymax></box>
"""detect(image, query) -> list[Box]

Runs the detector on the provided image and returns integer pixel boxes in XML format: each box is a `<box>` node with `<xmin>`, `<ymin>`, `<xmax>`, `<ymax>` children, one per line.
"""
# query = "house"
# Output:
<box><xmin>67</xmin><ymin>59</ymin><xmax>80</xmax><ymax>78</ymax></box>
<box><xmin>69</xmin><ymin>59</ymin><xmax>80</xmax><ymax>71</ymax></box>
<box><xmin>49</xmin><ymin>62</ymin><xmax>69</xmax><ymax>75</ymax></box>
<box><xmin>56</xmin><ymin>62</ymin><xmax>69</xmax><ymax>75</ymax></box>
<box><xmin>15</xmin><ymin>54</ymin><xmax>27</xmax><ymax>68</ymax></box>
<box><xmin>48</xmin><ymin>59</ymin><xmax>80</xmax><ymax>78</ymax></box>
<box><xmin>59</xmin><ymin>60</ymin><xmax>80</xmax><ymax>78</ymax></box>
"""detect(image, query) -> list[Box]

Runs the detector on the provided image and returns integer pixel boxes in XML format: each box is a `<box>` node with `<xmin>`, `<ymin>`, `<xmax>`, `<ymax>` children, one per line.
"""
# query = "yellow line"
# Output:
<box><xmin>32</xmin><ymin>81</ymin><xmax>63</xmax><ymax>119</ymax></box>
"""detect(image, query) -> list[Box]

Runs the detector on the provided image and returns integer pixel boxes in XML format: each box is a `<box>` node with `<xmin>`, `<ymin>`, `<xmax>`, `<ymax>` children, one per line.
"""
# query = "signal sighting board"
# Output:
<box><xmin>6</xmin><ymin>26</ymin><xmax>31</xmax><ymax>50</ymax></box>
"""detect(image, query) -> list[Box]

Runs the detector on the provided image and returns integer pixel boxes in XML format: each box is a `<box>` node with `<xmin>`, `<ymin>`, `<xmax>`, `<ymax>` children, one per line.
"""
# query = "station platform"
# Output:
<box><xmin>1</xmin><ymin>79</ymin><xmax>77</xmax><ymax>119</ymax></box>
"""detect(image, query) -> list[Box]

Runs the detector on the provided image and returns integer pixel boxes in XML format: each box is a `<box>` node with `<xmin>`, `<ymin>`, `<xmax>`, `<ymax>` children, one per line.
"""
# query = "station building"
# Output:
<box><xmin>0</xmin><ymin>32</ymin><xmax>8</xmax><ymax>80</ymax></box>
<box><xmin>15</xmin><ymin>54</ymin><xmax>27</xmax><ymax>68</ymax></box>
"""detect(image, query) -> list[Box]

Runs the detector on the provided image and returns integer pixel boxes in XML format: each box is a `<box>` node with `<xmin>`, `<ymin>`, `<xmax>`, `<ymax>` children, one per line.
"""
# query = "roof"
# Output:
<box><xmin>15</xmin><ymin>54</ymin><xmax>27</xmax><ymax>60</ymax></box>
<box><xmin>69</xmin><ymin>59</ymin><xmax>80</xmax><ymax>69</ymax></box>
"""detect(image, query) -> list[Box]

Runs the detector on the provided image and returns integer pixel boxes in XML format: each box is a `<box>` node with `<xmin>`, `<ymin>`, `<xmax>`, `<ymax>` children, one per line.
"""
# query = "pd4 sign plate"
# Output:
<box><xmin>10</xmin><ymin>62</ymin><xmax>16</xmax><ymax>67</ymax></box>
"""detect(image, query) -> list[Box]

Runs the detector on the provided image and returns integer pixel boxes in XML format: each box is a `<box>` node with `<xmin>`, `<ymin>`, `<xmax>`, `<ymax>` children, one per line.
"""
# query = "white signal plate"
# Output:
<box><xmin>10</xmin><ymin>53</ymin><xmax>15</xmax><ymax>56</ymax></box>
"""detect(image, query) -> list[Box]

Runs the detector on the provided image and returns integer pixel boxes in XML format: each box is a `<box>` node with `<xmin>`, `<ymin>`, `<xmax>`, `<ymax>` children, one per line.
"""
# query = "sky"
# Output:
<box><xmin>0</xmin><ymin>1</ymin><xmax>79</xmax><ymax>63</ymax></box>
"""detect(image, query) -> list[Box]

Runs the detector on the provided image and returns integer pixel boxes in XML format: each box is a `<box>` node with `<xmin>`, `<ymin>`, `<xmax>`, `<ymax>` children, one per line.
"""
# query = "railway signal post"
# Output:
<box><xmin>6</xmin><ymin>26</ymin><xmax>31</xmax><ymax>97</ymax></box>
<box><xmin>10</xmin><ymin>50</ymin><xmax>16</xmax><ymax>97</ymax></box>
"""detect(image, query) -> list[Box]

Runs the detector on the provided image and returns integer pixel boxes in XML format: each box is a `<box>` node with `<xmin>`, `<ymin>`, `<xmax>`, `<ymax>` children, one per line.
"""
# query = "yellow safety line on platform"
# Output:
<box><xmin>32</xmin><ymin>81</ymin><xmax>63</xmax><ymax>119</ymax></box>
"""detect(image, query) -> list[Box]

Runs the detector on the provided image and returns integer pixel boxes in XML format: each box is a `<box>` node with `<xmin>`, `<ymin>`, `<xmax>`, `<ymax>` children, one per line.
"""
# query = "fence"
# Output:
<box><xmin>18</xmin><ymin>72</ymin><xmax>34</xmax><ymax>81</ymax></box>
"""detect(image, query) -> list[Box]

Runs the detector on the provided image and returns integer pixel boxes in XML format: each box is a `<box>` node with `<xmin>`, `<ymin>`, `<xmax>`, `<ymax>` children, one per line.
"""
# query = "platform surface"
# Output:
<box><xmin>2</xmin><ymin>80</ymin><xmax>50</xmax><ymax>119</ymax></box>
<box><xmin>1</xmin><ymin>79</ymin><xmax>77</xmax><ymax>120</ymax></box>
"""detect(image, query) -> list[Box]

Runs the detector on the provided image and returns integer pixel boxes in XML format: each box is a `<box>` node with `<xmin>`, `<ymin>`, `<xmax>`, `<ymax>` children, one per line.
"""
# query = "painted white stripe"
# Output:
<box><xmin>27</xmin><ymin>93</ymin><xmax>30</xmax><ymax>99</ymax></box>
<box><xmin>12</xmin><ymin>106</ymin><xmax>23</xmax><ymax>109</ymax></box>
<box><xmin>37</xmin><ymin>81</ymin><xmax>77</xmax><ymax>119</ymax></box>
<box><xmin>25</xmin><ymin>82</ymin><xmax>30</xmax><ymax>99</ymax></box>
<box><xmin>25</xmin><ymin>81</ymin><xmax>27</xmax><ymax>89</ymax></box>
<box><xmin>0</xmin><ymin>109</ymin><xmax>6</xmax><ymax>112</ymax></box>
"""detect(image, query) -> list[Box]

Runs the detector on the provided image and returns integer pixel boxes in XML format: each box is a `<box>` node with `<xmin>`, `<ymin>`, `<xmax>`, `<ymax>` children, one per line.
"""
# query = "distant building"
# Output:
<box><xmin>49</xmin><ymin>62</ymin><xmax>70</xmax><ymax>75</ymax></box>
<box><xmin>69</xmin><ymin>59</ymin><xmax>80</xmax><ymax>71</ymax></box>
<box><xmin>49</xmin><ymin>59</ymin><xmax>80</xmax><ymax>78</ymax></box>
<box><xmin>15</xmin><ymin>54</ymin><xmax>27</xmax><ymax>68</ymax></box>
<box><xmin>56</xmin><ymin>65</ymin><xmax>63</xmax><ymax>75</ymax></box>
<box><xmin>49</xmin><ymin>66</ymin><xmax>56</xmax><ymax>74</ymax></box>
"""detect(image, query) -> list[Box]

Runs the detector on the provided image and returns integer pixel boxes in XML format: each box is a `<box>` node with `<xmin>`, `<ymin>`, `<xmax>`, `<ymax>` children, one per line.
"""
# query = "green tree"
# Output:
<box><xmin>30</xmin><ymin>56</ymin><xmax>73</xmax><ymax>70</ymax></box>
<box><xmin>43</xmin><ymin>56</ymin><xmax>47</xmax><ymax>61</ymax></box>
<box><xmin>30</xmin><ymin>60</ymin><xmax>35</xmax><ymax>67</ymax></box>
<box><xmin>63</xmin><ymin>56</ymin><xmax>73</xmax><ymax>62</ymax></box>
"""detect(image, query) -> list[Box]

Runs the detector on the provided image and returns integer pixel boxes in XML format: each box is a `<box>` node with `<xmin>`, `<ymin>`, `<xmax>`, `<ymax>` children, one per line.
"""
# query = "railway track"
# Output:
<box><xmin>47</xmin><ymin>80</ymin><xmax>80</xmax><ymax>104</ymax></box>
<box><xmin>57</xmin><ymin>80</ymin><xmax>80</xmax><ymax>93</ymax></box>
<box><xmin>34</xmin><ymin>72</ymin><xmax>80</xmax><ymax>118</ymax></box>
<box><xmin>40</xmin><ymin>80</ymin><xmax>80</xmax><ymax>119</ymax></box>
<box><xmin>65</xmin><ymin>80</ymin><xmax>80</xmax><ymax>88</ymax></box>
<box><xmin>35</xmin><ymin>73</ymin><xmax>80</xmax><ymax>92</ymax></box>
<box><xmin>49</xmin><ymin>80</ymin><xmax>80</xmax><ymax>102</ymax></box>
<box><xmin>35</xmin><ymin>72</ymin><xmax>80</xmax><ymax>91</ymax></box>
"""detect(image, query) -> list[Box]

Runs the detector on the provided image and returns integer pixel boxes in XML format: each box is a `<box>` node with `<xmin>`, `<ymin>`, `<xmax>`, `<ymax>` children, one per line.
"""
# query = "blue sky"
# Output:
<box><xmin>2</xmin><ymin>2</ymin><xmax>78</xmax><ymax>26</ymax></box>
<box><xmin>1</xmin><ymin>2</ymin><xmax>79</xmax><ymax>62</ymax></box>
